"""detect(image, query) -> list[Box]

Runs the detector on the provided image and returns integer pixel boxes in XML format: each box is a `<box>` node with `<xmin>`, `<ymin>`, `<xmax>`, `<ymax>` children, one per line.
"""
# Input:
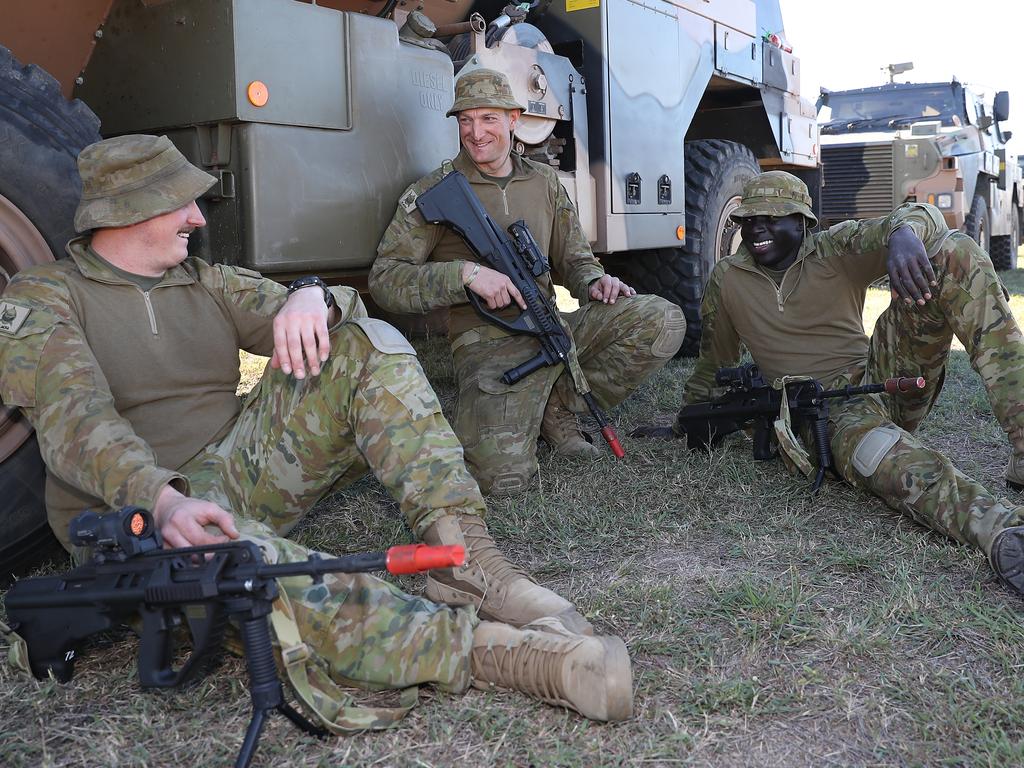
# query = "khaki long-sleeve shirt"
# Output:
<box><xmin>0</xmin><ymin>238</ymin><xmax>363</xmax><ymax>545</ymax></box>
<box><xmin>369</xmin><ymin>150</ymin><xmax>604</xmax><ymax>338</ymax></box>
<box><xmin>684</xmin><ymin>203</ymin><xmax>951</xmax><ymax>403</ymax></box>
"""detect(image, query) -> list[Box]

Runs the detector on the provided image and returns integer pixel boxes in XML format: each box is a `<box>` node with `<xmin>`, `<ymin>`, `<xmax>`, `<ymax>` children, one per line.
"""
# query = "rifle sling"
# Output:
<box><xmin>0</xmin><ymin>620</ymin><xmax>32</xmax><ymax>676</ymax></box>
<box><xmin>773</xmin><ymin>375</ymin><xmax>815</xmax><ymax>477</ymax></box>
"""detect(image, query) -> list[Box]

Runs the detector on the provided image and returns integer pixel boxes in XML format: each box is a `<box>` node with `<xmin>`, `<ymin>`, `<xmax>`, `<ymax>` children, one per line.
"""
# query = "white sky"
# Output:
<box><xmin>779</xmin><ymin>0</ymin><xmax>1024</xmax><ymax>135</ymax></box>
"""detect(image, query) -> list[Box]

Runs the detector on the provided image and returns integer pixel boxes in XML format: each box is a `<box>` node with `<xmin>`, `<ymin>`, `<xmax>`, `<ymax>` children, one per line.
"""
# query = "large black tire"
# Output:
<box><xmin>0</xmin><ymin>45</ymin><xmax>101</xmax><ymax>576</ymax></box>
<box><xmin>964</xmin><ymin>193</ymin><xmax>991</xmax><ymax>255</ymax></box>
<box><xmin>605</xmin><ymin>140</ymin><xmax>760</xmax><ymax>357</ymax></box>
<box><xmin>990</xmin><ymin>213</ymin><xmax>1019</xmax><ymax>271</ymax></box>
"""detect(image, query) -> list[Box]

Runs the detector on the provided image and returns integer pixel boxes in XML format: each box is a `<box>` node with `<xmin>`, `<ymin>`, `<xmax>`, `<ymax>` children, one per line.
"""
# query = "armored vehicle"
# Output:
<box><xmin>818</xmin><ymin>80</ymin><xmax>1024</xmax><ymax>270</ymax></box>
<box><xmin>0</xmin><ymin>0</ymin><xmax>817</xmax><ymax>573</ymax></box>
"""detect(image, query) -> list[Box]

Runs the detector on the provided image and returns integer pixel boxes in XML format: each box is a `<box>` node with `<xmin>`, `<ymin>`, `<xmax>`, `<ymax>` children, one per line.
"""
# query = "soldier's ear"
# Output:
<box><xmin>508</xmin><ymin>109</ymin><xmax>522</xmax><ymax>131</ymax></box>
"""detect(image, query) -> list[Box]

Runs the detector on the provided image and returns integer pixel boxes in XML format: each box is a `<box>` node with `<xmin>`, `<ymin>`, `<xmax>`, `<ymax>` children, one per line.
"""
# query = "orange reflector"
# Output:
<box><xmin>129</xmin><ymin>512</ymin><xmax>146</xmax><ymax>536</ymax></box>
<box><xmin>675</xmin><ymin>226</ymin><xmax>686</xmax><ymax>240</ymax></box>
<box><xmin>247</xmin><ymin>81</ymin><xmax>269</xmax><ymax>107</ymax></box>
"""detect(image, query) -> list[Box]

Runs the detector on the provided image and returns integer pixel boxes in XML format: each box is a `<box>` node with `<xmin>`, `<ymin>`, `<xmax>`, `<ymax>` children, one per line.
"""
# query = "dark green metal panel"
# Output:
<box><xmin>162</xmin><ymin>13</ymin><xmax>457</xmax><ymax>273</ymax></box>
<box><xmin>232</xmin><ymin>0</ymin><xmax>350</xmax><ymax>129</ymax></box>
<box><xmin>77</xmin><ymin>0</ymin><xmax>350</xmax><ymax>132</ymax></box>
<box><xmin>77</xmin><ymin>0</ymin><xmax>236</xmax><ymax>132</ymax></box>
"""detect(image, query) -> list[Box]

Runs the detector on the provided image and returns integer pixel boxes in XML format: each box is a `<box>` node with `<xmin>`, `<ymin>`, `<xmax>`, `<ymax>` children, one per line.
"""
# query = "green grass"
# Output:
<box><xmin>4</xmin><ymin>269</ymin><xmax>1024</xmax><ymax>767</ymax></box>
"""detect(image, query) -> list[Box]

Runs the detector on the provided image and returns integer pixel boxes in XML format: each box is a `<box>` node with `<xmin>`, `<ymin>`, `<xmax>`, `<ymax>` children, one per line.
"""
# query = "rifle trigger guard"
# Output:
<box><xmin>464</xmin><ymin>288</ymin><xmax>542</xmax><ymax>337</ymax></box>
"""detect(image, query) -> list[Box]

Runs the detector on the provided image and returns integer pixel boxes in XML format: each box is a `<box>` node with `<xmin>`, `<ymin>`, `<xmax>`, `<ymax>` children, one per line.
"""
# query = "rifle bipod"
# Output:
<box><xmin>236</xmin><ymin>610</ymin><xmax>325</xmax><ymax>768</ymax></box>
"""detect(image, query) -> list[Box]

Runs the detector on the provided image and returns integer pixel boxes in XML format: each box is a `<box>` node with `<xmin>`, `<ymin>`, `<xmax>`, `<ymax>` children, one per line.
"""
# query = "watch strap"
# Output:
<box><xmin>287</xmin><ymin>275</ymin><xmax>335</xmax><ymax>310</ymax></box>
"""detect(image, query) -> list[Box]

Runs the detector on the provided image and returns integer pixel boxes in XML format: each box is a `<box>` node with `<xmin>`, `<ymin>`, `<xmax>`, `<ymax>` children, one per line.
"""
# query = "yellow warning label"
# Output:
<box><xmin>566</xmin><ymin>0</ymin><xmax>599</xmax><ymax>11</ymax></box>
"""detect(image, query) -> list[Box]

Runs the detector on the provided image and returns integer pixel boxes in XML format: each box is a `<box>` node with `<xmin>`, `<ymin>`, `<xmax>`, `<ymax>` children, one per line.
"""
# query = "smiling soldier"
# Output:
<box><xmin>370</xmin><ymin>68</ymin><xmax>685</xmax><ymax>496</ymax></box>
<box><xmin>0</xmin><ymin>134</ymin><xmax>636</xmax><ymax>727</ymax></box>
<box><xmin>636</xmin><ymin>170</ymin><xmax>1024</xmax><ymax>597</ymax></box>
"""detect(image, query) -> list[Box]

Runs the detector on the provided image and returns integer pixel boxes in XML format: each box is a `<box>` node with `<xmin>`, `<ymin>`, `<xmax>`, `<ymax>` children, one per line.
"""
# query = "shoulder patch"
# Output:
<box><xmin>0</xmin><ymin>301</ymin><xmax>30</xmax><ymax>335</ymax></box>
<box><xmin>399</xmin><ymin>188</ymin><xmax>419</xmax><ymax>214</ymax></box>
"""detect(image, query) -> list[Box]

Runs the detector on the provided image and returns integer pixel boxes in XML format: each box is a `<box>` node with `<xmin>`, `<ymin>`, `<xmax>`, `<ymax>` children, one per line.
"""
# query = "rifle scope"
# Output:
<box><xmin>69</xmin><ymin>506</ymin><xmax>162</xmax><ymax>559</ymax></box>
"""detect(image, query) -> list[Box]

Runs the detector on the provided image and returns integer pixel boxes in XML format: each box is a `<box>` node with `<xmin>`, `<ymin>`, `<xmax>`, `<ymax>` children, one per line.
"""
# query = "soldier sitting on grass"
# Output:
<box><xmin>636</xmin><ymin>170</ymin><xmax>1024</xmax><ymax>597</ymax></box>
<box><xmin>370</xmin><ymin>68</ymin><xmax>686</xmax><ymax>495</ymax></box>
<box><xmin>0</xmin><ymin>134</ymin><xmax>634</xmax><ymax>728</ymax></box>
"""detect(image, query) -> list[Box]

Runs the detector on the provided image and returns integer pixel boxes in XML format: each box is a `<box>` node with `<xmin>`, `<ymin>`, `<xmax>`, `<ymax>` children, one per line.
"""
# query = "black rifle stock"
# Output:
<box><xmin>677</xmin><ymin>363</ymin><xmax>925</xmax><ymax>492</ymax></box>
<box><xmin>3</xmin><ymin>507</ymin><xmax>464</xmax><ymax>768</ymax></box>
<box><xmin>415</xmin><ymin>170</ymin><xmax>624</xmax><ymax>458</ymax></box>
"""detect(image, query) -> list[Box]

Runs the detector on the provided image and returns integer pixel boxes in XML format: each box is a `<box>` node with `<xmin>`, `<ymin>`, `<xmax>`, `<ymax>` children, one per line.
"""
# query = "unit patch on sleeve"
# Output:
<box><xmin>399</xmin><ymin>188</ymin><xmax>419</xmax><ymax>214</ymax></box>
<box><xmin>0</xmin><ymin>301</ymin><xmax>30</xmax><ymax>335</ymax></box>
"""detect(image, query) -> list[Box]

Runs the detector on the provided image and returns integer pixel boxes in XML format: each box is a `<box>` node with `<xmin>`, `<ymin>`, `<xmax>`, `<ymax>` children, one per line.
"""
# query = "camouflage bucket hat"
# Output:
<box><xmin>74</xmin><ymin>134</ymin><xmax>217</xmax><ymax>232</ymax></box>
<box><xmin>731</xmin><ymin>171</ymin><xmax>817</xmax><ymax>227</ymax></box>
<box><xmin>446</xmin><ymin>68</ymin><xmax>526</xmax><ymax>117</ymax></box>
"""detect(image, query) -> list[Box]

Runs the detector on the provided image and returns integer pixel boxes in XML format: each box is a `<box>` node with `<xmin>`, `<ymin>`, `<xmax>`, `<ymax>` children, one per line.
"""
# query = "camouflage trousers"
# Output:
<box><xmin>829</xmin><ymin>233</ymin><xmax>1024</xmax><ymax>557</ymax></box>
<box><xmin>453</xmin><ymin>294</ymin><xmax>685</xmax><ymax>493</ymax></box>
<box><xmin>181</xmin><ymin>320</ymin><xmax>479</xmax><ymax>694</ymax></box>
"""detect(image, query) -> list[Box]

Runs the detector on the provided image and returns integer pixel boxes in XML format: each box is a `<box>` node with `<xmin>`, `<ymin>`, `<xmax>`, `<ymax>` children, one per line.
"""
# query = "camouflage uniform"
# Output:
<box><xmin>0</xmin><ymin>135</ymin><xmax>481</xmax><ymax>712</ymax></box>
<box><xmin>370</xmin><ymin>70</ymin><xmax>685</xmax><ymax>493</ymax></box>
<box><xmin>684</xmin><ymin>171</ymin><xmax>1024</xmax><ymax>567</ymax></box>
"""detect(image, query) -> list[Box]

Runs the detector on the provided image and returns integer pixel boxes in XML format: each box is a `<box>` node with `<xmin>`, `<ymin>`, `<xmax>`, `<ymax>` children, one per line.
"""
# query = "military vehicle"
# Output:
<box><xmin>0</xmin><ymin>0</ymin><xmax>817</xmax><ymax>573</ymax></box>
<box><xmin>818</xmin><ymin>79</ymin><xmax>1024</xmax><ymax>270</ymax></box>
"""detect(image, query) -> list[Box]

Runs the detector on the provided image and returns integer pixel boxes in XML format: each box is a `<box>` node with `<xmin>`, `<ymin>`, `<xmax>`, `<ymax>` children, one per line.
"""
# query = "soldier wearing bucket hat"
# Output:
<box><xmin>0</xmin><ymin>134</ymin><xmax>635</xmax><ymax>727</ymax></box>
<box><xmin>371</xmin><ymin>68</ymin><xmax>685</xmax><ymax>498</ymax></box>
<box><xmin>636</xmin><ymin>169</ymin><xmax>1024</xmax><ymax>599</ymax></box>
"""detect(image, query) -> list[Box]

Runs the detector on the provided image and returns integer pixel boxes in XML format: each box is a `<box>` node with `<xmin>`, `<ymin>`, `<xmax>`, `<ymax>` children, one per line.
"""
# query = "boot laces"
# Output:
<box><xmin>462</xmin><ymin>517</ymin><xmax>530</xmax><ymax>583</ymax></box>
<box><xmin>543</xmin><ymin>401</ymin><xmax>586</xmax><ymax>444</ymax></box>
<box><xmin>474</xmin><ymin>631</ymin><xmax>577</xmax><ymax>706</ymax></box>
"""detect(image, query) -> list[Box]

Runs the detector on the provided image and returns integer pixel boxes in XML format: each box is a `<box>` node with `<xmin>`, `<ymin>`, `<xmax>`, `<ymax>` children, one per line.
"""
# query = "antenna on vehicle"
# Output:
<box><xmin>884</xmin><ymin>62</ymin><xmax>914</xmax><ymax>84</ymax></box>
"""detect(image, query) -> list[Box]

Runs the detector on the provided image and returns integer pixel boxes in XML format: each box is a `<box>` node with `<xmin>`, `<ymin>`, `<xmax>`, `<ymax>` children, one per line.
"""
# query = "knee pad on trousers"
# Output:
<box><xmin>475</xmin><ymin>466</ymin><xmax>533</xmax><ymax>496</ymax></box>
<box><xmin>651</xmin><ymin>305</ymin><xmax>686</xmax><ymax>358</ymax></box>
<box><xmin>851</xmin><ymin>425</ymin><xmax>902</xmax><ymax>477</ymax></box>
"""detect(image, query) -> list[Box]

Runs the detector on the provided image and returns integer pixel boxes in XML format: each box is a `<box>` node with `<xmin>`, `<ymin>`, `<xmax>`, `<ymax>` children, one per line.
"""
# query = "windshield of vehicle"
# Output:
<box><xmin>819</xmin><ymin>85</ymin><xmax>964</xmax><ymax>133</ymax></box>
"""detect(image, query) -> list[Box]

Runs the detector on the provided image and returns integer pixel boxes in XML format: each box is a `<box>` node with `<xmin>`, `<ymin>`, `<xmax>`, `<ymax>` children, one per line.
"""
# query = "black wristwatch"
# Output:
<box><xmin>287</xmin><ymin>275</ymin><xmax>335</xmax><ymax>310</ymax></box>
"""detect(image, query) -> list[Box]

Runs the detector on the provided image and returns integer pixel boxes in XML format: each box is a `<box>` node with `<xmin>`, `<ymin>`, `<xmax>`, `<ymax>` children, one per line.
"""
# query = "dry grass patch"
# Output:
<box><xmin>5</xmin><ymin>272</ymin><xmax>1024</xmax><ymax>767</ymax></box>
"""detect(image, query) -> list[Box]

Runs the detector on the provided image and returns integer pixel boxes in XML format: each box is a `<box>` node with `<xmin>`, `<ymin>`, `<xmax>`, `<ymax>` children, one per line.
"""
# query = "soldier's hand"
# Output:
<box><xmin>272</xmin><ymin>286</ymin><xmax>333</xmax><ymax>378</ymax></box>
<box><xmin>887</xmin><ymin>225</ymin><xmax>936</xmax><ymax>305</ymax></box>
<box><xmin>464</xmin><ymin>263</ymin><xmax>527</xmax><ymax>310</ymax></box>
<box><xmin>153</xmin><ymin>485</ymin><xmax>239</xmax><ymax>549</ymax></box>
<box><xmin>589</xmin><ymin>274</ymin><xmax>636</xmax><ymax>304</ymax></box>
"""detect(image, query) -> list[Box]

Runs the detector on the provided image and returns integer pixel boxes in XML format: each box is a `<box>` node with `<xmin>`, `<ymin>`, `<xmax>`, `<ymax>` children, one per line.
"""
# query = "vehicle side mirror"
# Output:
<box><xmin>994</xmin><ymin>91</ymin><xmax>1010</xmax><ymax>122</ymax></box>
<box><xmin>1004</xmin><ymin>130</ymin><xmax>1014</xmax><ymax>141</ymax></box>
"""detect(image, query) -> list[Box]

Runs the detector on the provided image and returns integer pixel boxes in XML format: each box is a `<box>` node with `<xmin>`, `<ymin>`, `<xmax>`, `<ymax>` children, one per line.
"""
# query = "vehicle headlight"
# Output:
<box><xmin>936</xmin><ymin>193</ymin><xmax>953</xmax><ymax>209</ymax></box>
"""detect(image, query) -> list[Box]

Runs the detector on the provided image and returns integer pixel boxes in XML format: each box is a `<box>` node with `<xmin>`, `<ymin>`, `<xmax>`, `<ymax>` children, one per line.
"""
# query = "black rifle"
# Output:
<box><xmin>675</xmin><ymin>363</ymin><xmax>925</xmax><ymax>492</ymax></box>
<box><xmin>415</xmin><ymin>170</ymin><xmax>624</xmax><ymax>458</ymax></box>
<box><xmin>3</xmin><ymin>507</ymin><xmax>464</xmax><ymax>768</ymax></box>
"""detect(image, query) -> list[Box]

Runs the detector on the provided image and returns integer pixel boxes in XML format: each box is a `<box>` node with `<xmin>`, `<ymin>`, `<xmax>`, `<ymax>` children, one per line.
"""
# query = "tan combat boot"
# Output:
<box><xmin>541</xmin><ymin>391</ymin><xmax>602</xmax><ymax>458</ymax></box>
<box><xmin>422</xmin><ymin>514</ymin><xmax>593</xmax><ymax>634</ymax></box>
<box><xmin>470</xmin><ymin>618</ymin><xmax>633</xmax><ymax>721</ymax></box>
<box><xmin>991</xmin><ymin>525</ymin><xmax>1024</xmax><ymax>596</ymax></box>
